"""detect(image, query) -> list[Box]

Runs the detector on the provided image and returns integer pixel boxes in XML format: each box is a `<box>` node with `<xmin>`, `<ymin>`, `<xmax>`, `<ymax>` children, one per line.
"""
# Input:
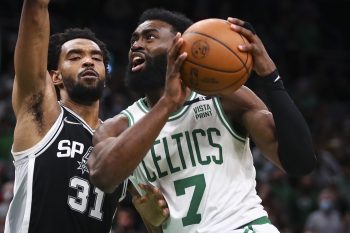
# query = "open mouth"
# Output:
<box><xmin>80</xmin><ymin>69</ymin><xmax>99</xmax><ymax>78</ymax></box>
<box><xmin>131</xmin><ymin>56</ymin><xmax>146</xmax><ymax>72</ymax></box>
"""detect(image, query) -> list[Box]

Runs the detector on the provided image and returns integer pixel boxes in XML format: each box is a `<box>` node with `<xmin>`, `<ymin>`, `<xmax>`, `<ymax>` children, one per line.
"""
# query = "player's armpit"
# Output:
<box><xmin>219</xmin><ymin>86</ymin><xmax>283</xmax><ymax>169</ymax></box>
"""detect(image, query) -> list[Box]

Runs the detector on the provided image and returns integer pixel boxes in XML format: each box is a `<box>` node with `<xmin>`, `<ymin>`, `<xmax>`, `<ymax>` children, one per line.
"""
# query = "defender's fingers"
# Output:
<box><xmin>162</xmin><ymin>208</ymin><xmax>170</xmax><ymax>217</ymax></box>
<box><xmin>140</xmin><ymin>184</ymin><xmax>162</xmax><ymax>197</ymax></box>
<box><xmin>133</xmin><ymin>195</ymin><xmax>148</xmax><ymax>204</ymax></box>
<box><xmin>157</xmin><ymin>199</ymin><xmax>167</xmax><ymax>208</ymax></box>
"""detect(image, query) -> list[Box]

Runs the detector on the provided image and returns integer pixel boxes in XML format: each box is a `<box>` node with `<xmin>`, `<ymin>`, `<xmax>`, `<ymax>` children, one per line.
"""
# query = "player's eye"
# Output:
<box><xmin>145</xmin><ymin>34</ymin><xmax>156</xmax><ymax>41</ymax></box>
<box><xmin>69</xmin><ymin>56</ymin><xmax>81</xmax><ymax>61</ymax></box>
<box><xmin>92</xmin><ymin>56</ymin><xmax>103</xmax><ymax>61</ymax></box>
<box><xmin>130</xmin><ymin>36</ymin><xmax>138</xmax><ymax>46</ymax></box>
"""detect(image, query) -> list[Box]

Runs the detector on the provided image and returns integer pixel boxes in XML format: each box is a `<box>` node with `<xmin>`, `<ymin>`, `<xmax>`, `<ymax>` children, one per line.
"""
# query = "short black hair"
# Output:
<box><xmin>137</xmin><ymin>8</ymin><xmax>193</xmax><ymax>34</ymax></box>
<box><xmin>48</xmin><ymin>28</ymin><xmax>110</xmax><ymax>73</ymax></box>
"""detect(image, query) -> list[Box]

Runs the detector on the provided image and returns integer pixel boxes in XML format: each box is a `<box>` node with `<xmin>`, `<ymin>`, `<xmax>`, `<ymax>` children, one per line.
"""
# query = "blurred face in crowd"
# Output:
<box><xmin>318</xmin><ymin>189</ymin><xmax>336</xmax><ymax>212</ymax></box>
<box><xmin>125</xmin><ymin>20</ymin><xmax>176</xmax><ymax>93</ymax></box>
<box><xmin>53</xmin><ymin>38</ymin><xmax>106</xmax><ymax>104</ymax></box>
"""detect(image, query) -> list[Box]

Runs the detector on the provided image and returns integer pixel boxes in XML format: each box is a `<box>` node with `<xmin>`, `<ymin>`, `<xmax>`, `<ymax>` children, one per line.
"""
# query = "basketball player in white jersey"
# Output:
<box><xmin>88</xmin><ymin>8</ymin><xmax>316</xmax><ymax>233</ymax></box>
<box><xmin>5</xmin><ymin>1</ymin><xmax>168</xmax><ymax>233</ymax></box>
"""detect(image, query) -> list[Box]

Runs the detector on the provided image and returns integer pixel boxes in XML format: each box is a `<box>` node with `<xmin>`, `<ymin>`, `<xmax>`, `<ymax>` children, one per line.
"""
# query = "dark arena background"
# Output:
<box><xmin>0</xmin><ymin>0</ymin><xmax>349</xmax><ymax>232</ymax></box>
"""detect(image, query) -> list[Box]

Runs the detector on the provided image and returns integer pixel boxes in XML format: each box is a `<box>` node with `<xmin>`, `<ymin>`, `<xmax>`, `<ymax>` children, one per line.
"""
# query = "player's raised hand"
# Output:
<box><xmin>227</xmin><ymin>17</ymin><xmax>276</xmax><ymax>77</ymax></box>
<box><xmin>132</xmin><ymin>183</ymin><xmax>169</xmax><ymax>227</ymax></box>
<box><xmin>162</xmin><ymin>32</ymin><xmax>188</xmax><ymax>112</ymax></box>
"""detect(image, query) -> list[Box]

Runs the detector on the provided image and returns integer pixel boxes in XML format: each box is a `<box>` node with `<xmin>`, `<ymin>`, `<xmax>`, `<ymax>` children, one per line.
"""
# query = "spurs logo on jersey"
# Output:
<box><xmin>57</xmin><ymin>140</ymin><xmax>84</xmax><ymax>158</ymax></box>
<box><xmin>77</xmin><ymin>146</ymin><xmax>92</xmax><ymax>174</ymax></box>
<box><xmin>56</xmin><ymin>139</ymin><xmax>91</xmax><ymax>174</ymax></box>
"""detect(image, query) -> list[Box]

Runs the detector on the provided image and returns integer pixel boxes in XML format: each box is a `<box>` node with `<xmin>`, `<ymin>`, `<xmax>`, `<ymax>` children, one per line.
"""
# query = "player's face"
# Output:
<box><xmin>56</xmin><ymin>39</ymin><xmax>106</xmax><ymax>104</ymax></box>
<box><xmin>125</xmin><ymin>20</ymin><xmax>175</xmax><ymax>93</ymax></box>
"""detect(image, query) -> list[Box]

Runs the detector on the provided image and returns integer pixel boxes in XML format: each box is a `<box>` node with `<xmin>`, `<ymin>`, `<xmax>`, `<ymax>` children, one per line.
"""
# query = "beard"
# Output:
<box><xmin>62</xmin><ymin>76</ymin><xmax>104</xmax><ymax>105</ymax></box>
<box><xmin>124</xmin><ymin>53</ymin><xmax>167</xmax><ymax>93</ymax></box>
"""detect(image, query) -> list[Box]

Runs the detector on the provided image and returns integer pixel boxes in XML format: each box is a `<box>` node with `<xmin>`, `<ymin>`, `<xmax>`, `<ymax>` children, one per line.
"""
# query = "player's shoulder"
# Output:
<box><xmin>93</xmin><ymin>114</ymin><xmax>129</xmax><ymax>145</ymax></box>
<box><xmin>103</xmin><ymin>114</ymin><xmax>129</xmax><ymax>126</ymax></box>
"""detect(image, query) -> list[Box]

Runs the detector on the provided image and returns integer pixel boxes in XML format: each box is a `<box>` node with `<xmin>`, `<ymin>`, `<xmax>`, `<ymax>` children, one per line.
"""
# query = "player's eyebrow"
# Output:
<box><xmin>131</xmin><ymin>28</ymin><xmax>159</xmax><ymax>39</ymax></box>
<box><xmin>66</xmin><ymin>48</ymin><xmax>103</xmax><ymax>56</ymax></box>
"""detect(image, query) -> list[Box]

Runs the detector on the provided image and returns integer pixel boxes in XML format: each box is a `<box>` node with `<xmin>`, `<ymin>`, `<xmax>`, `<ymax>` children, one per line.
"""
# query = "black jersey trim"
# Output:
<box><xmin>59</xmin><ymin>103</ymin><xmax>97</xmax><ymax>135</ymax></box>
<box><xmin>35</xmin><ymin>119</ymin><xmax>65</xmax><ymax>158</ymax></box>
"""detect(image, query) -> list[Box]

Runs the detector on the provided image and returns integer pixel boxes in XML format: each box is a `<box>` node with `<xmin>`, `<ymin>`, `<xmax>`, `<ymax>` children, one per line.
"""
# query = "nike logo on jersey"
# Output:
<box><xmin>184</xmin><ymin>96</ymin><xmax>212</xmax><ymax>106</ymax></box>
<box><xmin>64</xmin><ymin>117</ymin><xmax>82</xmax><ymax>125</ymax></box>
<box><xmin>193</xmin><ymin>104</ymin><xmax>213</xmax><ymax>120</ymax></box>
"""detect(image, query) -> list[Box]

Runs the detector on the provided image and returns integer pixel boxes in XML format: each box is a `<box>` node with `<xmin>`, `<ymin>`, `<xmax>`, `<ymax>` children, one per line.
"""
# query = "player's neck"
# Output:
<box><xmin>60</xmin><ymin>99</ymin><xmax>101</xmax><ymax>130</ymax></box>
<box><xmin>144</xmin><ymin>93</ymin><xmax>160</xmax><ymax>108</ymax></box>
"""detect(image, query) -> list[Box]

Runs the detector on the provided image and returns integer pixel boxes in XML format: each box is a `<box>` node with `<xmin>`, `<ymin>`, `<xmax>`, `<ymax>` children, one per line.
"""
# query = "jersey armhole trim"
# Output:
<box><xmin>118</xmin><ymin>180</ymin><xmax>129</xmax><ymax>202</ymax></box>
<box><xmin>212</xmin><ymin>97</ymin><xmax>246</xmax><ymax>143</ymax></box>
<box><xmin>11</xmin><ymin>106</ymin><xmax>64</xmax><ymax>161</ymax></box>
<box><xmin>120</xmin><ymin>110</ymin><xmax>134</xmax><ymax>126</ymax></box>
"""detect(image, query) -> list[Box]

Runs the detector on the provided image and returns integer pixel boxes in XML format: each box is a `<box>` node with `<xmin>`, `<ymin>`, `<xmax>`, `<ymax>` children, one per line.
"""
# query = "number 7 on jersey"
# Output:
<box><xmin>174</xmin><ymin>174</ymin><xmax>206</xmax><ymax>226</ymax></box>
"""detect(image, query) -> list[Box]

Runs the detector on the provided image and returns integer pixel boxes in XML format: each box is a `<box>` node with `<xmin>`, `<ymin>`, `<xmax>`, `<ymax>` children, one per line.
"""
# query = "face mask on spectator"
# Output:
<box><xmin>319</xmin><ymin>200</ymin><xmax>334</xmax><ymax>211</ymax></box>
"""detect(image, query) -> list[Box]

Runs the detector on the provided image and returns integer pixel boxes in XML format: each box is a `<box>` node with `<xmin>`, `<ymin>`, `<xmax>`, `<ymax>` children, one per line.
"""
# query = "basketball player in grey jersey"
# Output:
<box><xmin>5</xmin><ymin>1</ymin><xmax>168</xmax><ymax>233</ymax></box>
<box><xmin>88</xmin><ymin>8</ymin><xmax>316</xmax><ymax>233</ymax></box>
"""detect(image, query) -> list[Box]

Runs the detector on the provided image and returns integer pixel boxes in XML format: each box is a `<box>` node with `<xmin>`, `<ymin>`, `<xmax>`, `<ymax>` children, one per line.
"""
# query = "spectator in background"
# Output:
<box><xmin>288</xmin><ymin>175</ymin><xmax>319</xmax><ymax>232</ymax></box>
<box><xmin>304</xmin><ymin>187</ymin><xmax>343</xmax><ymax>233</ymax></box>
<box><xmin>0</xmin><ymin>181</ymin><xmax>13</xmax><ymax>232</ymax></box>
<box><xmin>111</xmin><ymin>207</ymin><xmax>145</xmax><ymax>233</ymax></box>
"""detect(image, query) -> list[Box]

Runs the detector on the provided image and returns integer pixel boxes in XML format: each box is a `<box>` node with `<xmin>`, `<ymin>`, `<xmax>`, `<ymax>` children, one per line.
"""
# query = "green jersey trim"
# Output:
<box><xmin>239</xmin><ymin>216</ymin><xmax>271</xmax><ymax>230</ymax></box>
<box><xmin>120</xmin><ymin>110</ymin><xmax>134</xmax><ymax>126</ymax></box>
<box><xmin>136</xmin><ymin>92</ymin><xmax>197</xmax><ymax>121</ymax></box>
<box><xmin>213</xmin><ymin>97</ymin><xmax>246</xmax><ymax>143</ymax></box>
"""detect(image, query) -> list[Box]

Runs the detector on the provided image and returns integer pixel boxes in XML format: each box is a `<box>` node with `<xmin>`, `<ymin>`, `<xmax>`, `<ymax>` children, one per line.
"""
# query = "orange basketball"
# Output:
<box><xmin>180</xmin><ymin>18</ymin><xmax>253</xmax><ymax>96</ymax></box>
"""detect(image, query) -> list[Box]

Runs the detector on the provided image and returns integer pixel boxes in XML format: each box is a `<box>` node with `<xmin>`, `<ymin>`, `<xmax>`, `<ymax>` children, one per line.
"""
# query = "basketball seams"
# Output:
<box><xmin>192</xmin><ymin>70</ymin><xmax>248</xmax><ymax>93</ymax></box>
<box><xmin>184</xmin><ymin>59</ymin><xmax>245</xmax><ymax>73</ymax></box>
<box><xmin>181</xmin><ymin>18</ymin><xmax>253</xmax><ymax>95</ymax></box>
<box><xmin>184</xmin><ymin>31</ymin><xmax>248</xmax><ymax>72</ymax></box>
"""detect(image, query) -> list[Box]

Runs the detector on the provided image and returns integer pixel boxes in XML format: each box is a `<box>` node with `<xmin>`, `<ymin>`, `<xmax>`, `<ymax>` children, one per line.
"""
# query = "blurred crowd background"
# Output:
<box><xmin>0</xmin><ymin>0</ymin><xmax>349</xmax><ymax>232</ymax></box>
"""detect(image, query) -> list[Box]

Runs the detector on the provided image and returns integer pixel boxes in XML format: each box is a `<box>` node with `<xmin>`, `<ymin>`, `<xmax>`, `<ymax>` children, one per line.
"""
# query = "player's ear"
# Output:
<box><xmin>50</xmin><ymin>70</ymin><xmax>63</xmax><ymax>85</ymax></box>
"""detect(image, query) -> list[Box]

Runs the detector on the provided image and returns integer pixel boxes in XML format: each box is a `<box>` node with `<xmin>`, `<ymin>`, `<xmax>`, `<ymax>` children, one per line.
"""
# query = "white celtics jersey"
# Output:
<box><xmin>122</xmin><ymin>92</ymin><xmax>268</xmax><ymax>233</ymax></box>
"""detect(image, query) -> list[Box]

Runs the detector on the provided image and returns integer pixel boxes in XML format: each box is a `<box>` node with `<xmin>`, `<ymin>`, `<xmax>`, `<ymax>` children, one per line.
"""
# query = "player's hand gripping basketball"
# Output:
<box><xmin>227</xmin><ymin>17</ymin><xmax>277</xmax><ymax>77</ymax></box>
<box><xmin>162</xmin><ymin>33</ymin><xmax>188</xmax><ymax>112</ymax></box>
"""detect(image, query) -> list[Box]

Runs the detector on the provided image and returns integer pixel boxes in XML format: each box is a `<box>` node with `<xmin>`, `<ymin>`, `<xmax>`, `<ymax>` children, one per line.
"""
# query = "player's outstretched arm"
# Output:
<box><xmin>12</xmin><ymin>0</ymin><xmax>60</xmax><ymax>152</ymax></box>
<box><xmin>221</xmin><ymin>17</ymin><xmax>316</xmax><ymax>176</ymax></box>
<box><xmin>13</xmin><ymin>0</ymin><xmax>52</xmax><ymax>112</ymax></box>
